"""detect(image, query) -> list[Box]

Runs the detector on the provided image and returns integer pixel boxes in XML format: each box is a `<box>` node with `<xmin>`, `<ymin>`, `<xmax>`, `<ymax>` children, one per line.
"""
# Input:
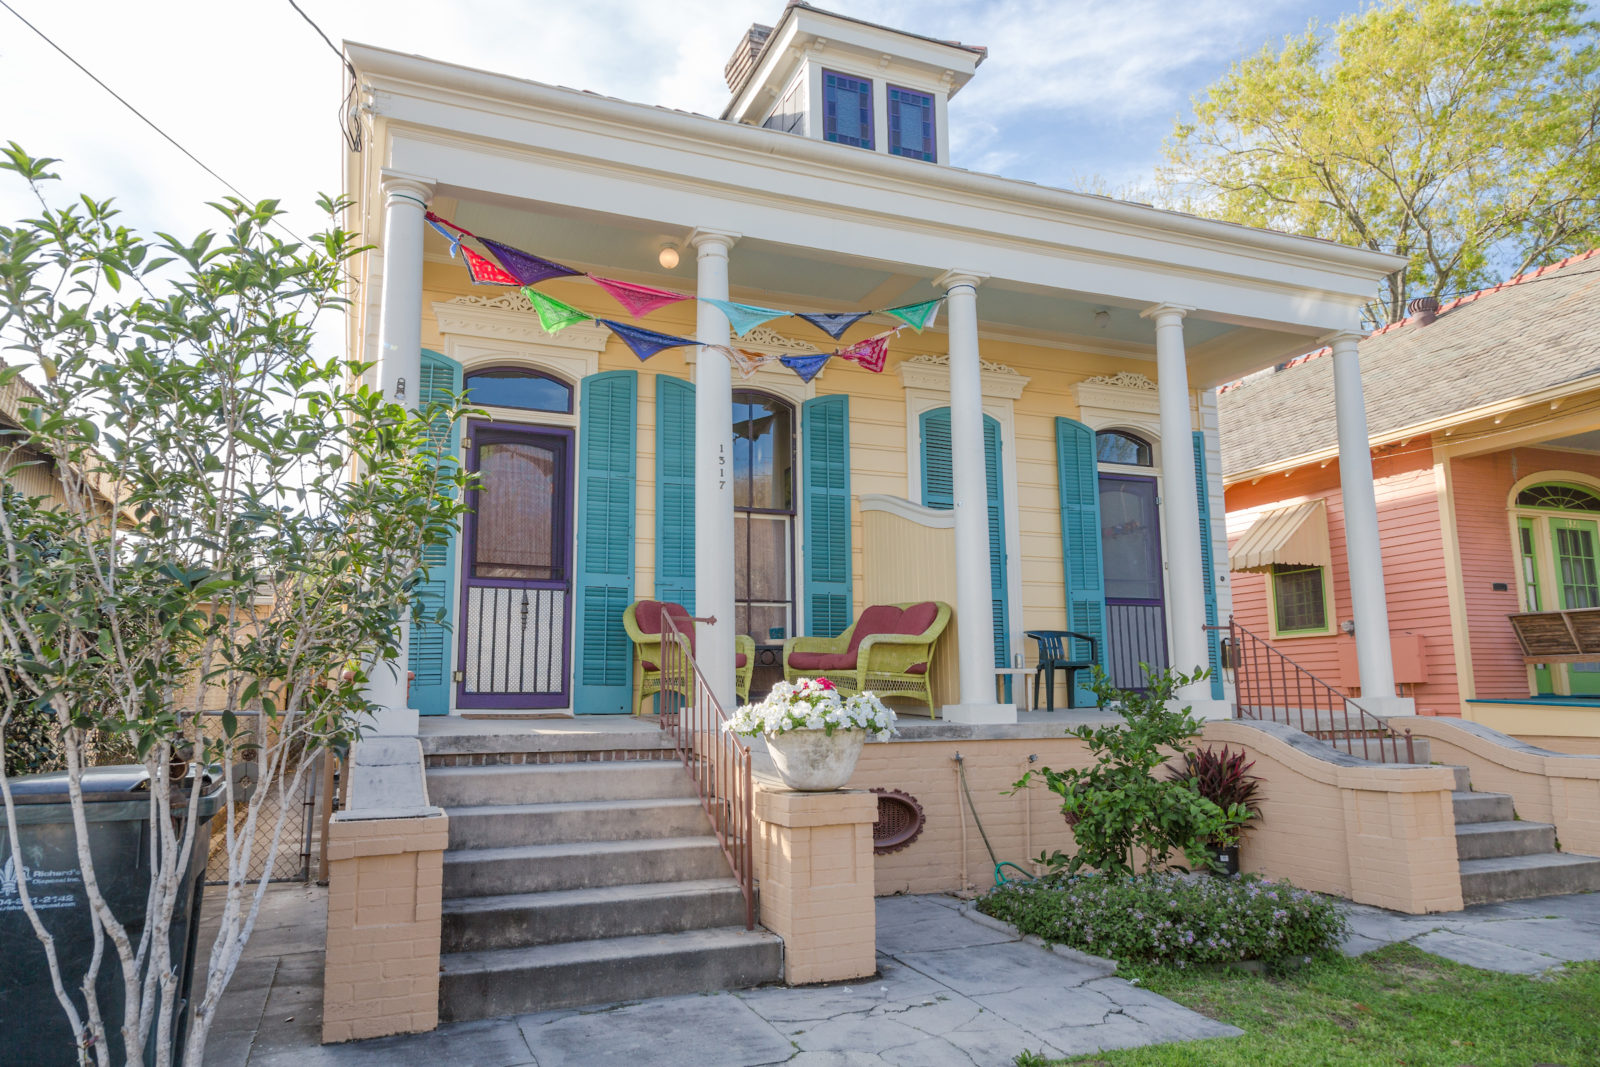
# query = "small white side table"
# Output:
<box><xmin>994</xmin><ymin>667</ymin><xmax>1033</xmax><ymax>713</ymax></box>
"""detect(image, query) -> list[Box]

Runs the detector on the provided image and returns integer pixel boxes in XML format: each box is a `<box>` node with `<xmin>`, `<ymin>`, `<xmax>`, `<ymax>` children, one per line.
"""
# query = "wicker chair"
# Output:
<box><xmin>624</xmin><ymin>600</ymin><xmax>754</xmax><ymax>715</ymax></box>
<box><xmin>781</xmin><ymin>601</ymin><xmax>951</xmax><ymax>717</ymax></box>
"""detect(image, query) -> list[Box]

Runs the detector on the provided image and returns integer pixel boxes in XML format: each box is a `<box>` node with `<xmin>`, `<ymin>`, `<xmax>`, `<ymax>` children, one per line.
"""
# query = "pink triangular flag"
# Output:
<box><xmin>838</xmin><ymin>333</ymin><xmax>891</xmax><ymax>373</ymax></box>
<box><xmin>591</xmin><ymin>276</ymin><xmax>691</xmax><ymax>318</ymax></box>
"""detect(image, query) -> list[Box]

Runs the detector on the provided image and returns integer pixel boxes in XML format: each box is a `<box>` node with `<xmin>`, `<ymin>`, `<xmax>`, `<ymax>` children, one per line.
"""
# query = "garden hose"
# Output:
<box><xmin>954</xmin><ymin>753</ymin><xmax>1035</xmax><ymax>887</ymax></box>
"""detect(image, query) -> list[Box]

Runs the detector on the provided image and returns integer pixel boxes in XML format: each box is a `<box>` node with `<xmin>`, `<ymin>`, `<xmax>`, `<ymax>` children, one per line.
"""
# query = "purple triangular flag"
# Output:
<box><xmin>796</xmin><ymin>311</ymin><xmax>870</xmax><ymax>340</ymax></box>
<box><xmin>779</xmin><ymin>352</ymin><xmax>831</xmax><ymax>382</ymax></box>
<box><xmin>477</xmin><ymin>237</ymin><xmax>582</xmax><ymax>286</ymax></box>
<box><xmin>598</xmin><ymin>319</ymin><xmax>699</xmax><ymax>361</ymax></box>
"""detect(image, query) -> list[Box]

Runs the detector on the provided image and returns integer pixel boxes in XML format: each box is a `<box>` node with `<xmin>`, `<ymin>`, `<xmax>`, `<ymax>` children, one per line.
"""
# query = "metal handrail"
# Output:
<box><xmin>658</xmin><ymin>611</ymin><xmax>756</xmax><ymax>929</ymax></box>
<box><xmin>1211</xmin><ymin>618</ymin><xmax>1414</xmax><ymax>765</ymax></box>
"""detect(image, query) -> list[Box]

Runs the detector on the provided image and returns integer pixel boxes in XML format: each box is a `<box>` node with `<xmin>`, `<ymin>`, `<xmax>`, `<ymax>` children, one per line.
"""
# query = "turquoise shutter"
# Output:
<box><xmin>920</xmin><ymin>409</ymin><xmax>1010</xmax><ymax>670</ymax></box>
<box><xmin>573</xmin><ymin>370</ymin><xmax>638</xmax><ymax>714</ymax></box>
<box><xmin>655</xmin><ymin>376</ymin><xmax>695</xmax><ymax>611</ymax></box>
<box><xmin>802</xmin><ymin>395</ymin><xmax>852</xmax><ymax>638</ymax></box>
<box><xmin>1194</xmin><ymin>430</ymin><xmax>1224</xmax><ymax>699</ymax></box>
<box><xmin>409</xmin><ymin>349</ymin><xmax>462</xmax><ymax>717</ymax></box>
<box><xmin>1055</xmin><ymin>417</ymin><xmax>1108</xmax><ymax>707</ymax></box>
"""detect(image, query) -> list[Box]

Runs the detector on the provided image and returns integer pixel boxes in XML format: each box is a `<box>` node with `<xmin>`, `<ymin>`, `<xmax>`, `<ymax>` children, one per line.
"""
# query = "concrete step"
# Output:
<box><xmin>445</xmin><ymin>797</ymin><xmax>711</xmax><ymax>849</ymax></box>
<box><xmin>1453</xmin><ymin>820</ymin><xmax>1557</xmax><ymax>861</ymax></box>
<box><xmin>1453</xmin><ymin>791</ymin><xmax>1515</xmax><ymax>825</ymax></box>
<box><xmin>426</xmin><ymin>761</ymin><xmax>695</xmax><ymax>807</ymax></box>
<box><xmin>443</xmin><ymin>836</ymin><xmax>729</xmax><ymax>898</ymax></box>
<box><xmin>441</xmin><ymin>878</ymin><xmax>750</xmax><ymax>953</ymax></box>
<box><xmin>438</xmin><ymin>926</ymin><xmax>784</xmax><ymax>1022</ymax></box>
<box><xmin>1459</xmin><ymin>852</ymin><xmax>1600</xmax><ymax>905</ymax></box>
<box><xmin>1442</xmin><ymin>765</ymin><xmax>1471</xmax><ymax>792</ymax></box>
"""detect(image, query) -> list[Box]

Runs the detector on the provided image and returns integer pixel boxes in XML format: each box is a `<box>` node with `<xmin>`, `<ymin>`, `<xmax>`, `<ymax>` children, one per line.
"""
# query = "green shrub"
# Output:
<box><xmin>978</xmin><ymin>871</ymin><xmax>1347</xmax><ymax>966</ymax></box>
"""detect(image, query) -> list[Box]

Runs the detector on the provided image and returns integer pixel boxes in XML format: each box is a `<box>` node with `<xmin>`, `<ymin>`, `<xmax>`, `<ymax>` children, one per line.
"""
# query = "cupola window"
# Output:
<box><xmin>822</xmin><ymin>70</ymin><xmax>873</xmax><ymax>149</ymax></box>
<box><xmin>888</xmin><ymin>85</ymin><xmax>936</xmax><ymax>161</ymax></box>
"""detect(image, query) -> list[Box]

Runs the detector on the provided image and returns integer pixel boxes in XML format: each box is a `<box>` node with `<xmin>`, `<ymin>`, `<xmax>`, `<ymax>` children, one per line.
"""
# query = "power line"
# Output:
<box><xmin>0</xmin><ymin>0</ymin><xmax>305</xmax><ymax>242</ymax></box>
<box><xmin>286</xmin><ymin>0</ymin><xmax>363</xmax><ymax>152</ymax></box>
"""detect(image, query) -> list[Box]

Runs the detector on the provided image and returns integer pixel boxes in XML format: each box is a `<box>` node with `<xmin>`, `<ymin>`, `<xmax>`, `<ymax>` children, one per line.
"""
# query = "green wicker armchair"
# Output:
<box><xmin>624</xmin><ymin>600</ymin><xmax>754</xmax><ymax>715</ymax></box>
<box><xmin>781</xmin><ymin>601</ymin><xmax>951</xmax><ymax>717</ymax></box>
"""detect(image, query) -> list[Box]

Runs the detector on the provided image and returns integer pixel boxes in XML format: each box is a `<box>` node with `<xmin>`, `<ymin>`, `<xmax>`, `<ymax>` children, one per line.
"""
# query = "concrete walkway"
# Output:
<box><xmin>199</xmin><ymin>887</ymin><xmax>1236</xmax><ymax>1066</ymax></box>
<box><xmin>1341</xmin><ymin>891</ymin><xmax>1600</xmax><ymax>974</ymax></box>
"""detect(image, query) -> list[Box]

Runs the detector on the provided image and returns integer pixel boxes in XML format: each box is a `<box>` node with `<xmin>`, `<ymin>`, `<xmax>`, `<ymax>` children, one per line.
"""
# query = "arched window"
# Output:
<box><xmin>463</xmin><ymin>367</ymin><xmax>573</xmax><ymax>413</ymax></box>
<box><xmin>732</xmin><ymin>391</ymin><xmax>796</xmax><ymax>642</ymax></box>
<box><xmin>1516</xmin><ymin>482</ymin><xmax>1600</xmax><ymax>512</ymax></box>
<box><xmin>1096</xmin><ymin>430</ymin><xmax>1152</xmax><ymax>467</ymax></box>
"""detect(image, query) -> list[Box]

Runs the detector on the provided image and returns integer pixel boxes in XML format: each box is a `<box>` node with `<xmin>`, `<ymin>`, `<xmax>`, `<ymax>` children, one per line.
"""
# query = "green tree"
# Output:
<box><xmin>0</xmin><ymin>145</ymin><xmax>468</xmax><ymax>1066</ymax></box>
<box><xmin>1164</xmin><ymin>0</ymin><xmax>1600</xmax><ymax>324</ymax></box>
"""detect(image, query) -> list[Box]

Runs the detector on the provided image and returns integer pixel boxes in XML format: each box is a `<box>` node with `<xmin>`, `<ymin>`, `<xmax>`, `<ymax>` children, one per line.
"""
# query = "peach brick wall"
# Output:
<box><xmin>753</xmin><ymin>786</ymin><xmax>878</xmax><ymax>985</ymax></box>
<box><xmin>847</xmin><ymin>726</ymin><xmax>1462</xmax><ymax>913</ymax></box>
<box><xmin>321</xmin><ymin>812</ymin><xmax>450</xmax><ymax>1043</ymax></box>
<box><xmin>1399</xmin><ymin>716</ymin><xmax>1600</xmax><ymax>858</ymax></box>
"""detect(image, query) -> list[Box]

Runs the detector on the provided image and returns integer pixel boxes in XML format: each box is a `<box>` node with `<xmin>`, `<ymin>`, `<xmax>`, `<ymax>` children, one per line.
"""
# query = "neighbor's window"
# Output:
<box><xmin>822</xmin><ymin>70</ymin><xmax>873</xmax><ymax>148</ymax></box>
<box><xmin>888</xmin><ymin>85</ymin><xmax>935</xmax><ymax>161</ymax></box>
<box><xmin>1096</xmin><ymin>430</ymin><xmax>1153</xmax><ymax>467</ymax></box>
<box><xmin>464</xmin><ymin>367</ymin><xmax>572</xmax><ymax>413</ymax></box>
<box><xmin>1272</xmin><ymin>564</ymin><xmax>1329</xmax><ymax>635</ymax></box>
<box><xmin>1516</xmin><ymin>483</ymin><xmax>1600</xmax><ymax>512</ymax></box>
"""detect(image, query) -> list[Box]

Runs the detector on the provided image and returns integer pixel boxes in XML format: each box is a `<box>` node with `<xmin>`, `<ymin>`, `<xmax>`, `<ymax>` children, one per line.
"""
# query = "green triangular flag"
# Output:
<box><xmin>523</xmin><ymin>287</ymin><xmax>591</xmax><ymax>333</ymax></box>
<box><xmin>884</xmin><ymin>298</ymin><xmax>942</xmax><ymax>332</ymax></box>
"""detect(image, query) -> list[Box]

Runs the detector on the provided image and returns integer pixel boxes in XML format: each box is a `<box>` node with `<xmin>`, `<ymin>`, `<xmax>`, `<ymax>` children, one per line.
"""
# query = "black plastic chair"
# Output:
<box><xmin>1024</xmin><ymin>630</ymin><xmax>1098</xmax><ymax>710</ymax></box>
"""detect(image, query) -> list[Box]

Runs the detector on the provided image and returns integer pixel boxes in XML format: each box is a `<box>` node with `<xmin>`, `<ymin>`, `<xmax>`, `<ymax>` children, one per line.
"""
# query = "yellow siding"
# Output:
<box><xmin>416</xmin><ymin>263</ymin><xmax>1161</xmax><ymax>661</ymax></box>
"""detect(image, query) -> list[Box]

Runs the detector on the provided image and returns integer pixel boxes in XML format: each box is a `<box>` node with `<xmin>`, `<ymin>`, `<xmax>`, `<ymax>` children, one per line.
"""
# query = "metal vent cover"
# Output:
<box><xmin>870</xmin><ymin>788</ymin><xmax>925</xmax><ymax>854</ymax></box>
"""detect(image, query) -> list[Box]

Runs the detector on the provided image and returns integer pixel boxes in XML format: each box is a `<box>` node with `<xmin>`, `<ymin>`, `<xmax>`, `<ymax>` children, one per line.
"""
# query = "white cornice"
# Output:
<box><xmin>859</xmin><ymin>493</ymin><xmax>954</xmax><ymax>529</ymax></box>
<box><xmin>895</xmin><ymin>352</ymin><xmax>1029</xmax><ymax>399</ymax></box>
<box><xmin>1075</xmin><ymin>373</ymin><xmax>1161</xmax><ymax>418</ymax></box>
<box><xmin>432</xmin><ymin>293</ymin><xmax>609</xmax><ymax>351</ymax></box>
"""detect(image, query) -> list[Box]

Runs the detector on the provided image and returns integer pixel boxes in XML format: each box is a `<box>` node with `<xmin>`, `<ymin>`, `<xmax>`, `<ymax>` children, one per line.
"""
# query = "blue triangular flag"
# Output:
<box><xmin>779</xmin><ymin>352</ymin><xmax>832</xmax><ymax>383</ymax></box>
<box><xmin>700</xmin><ymin>298</ymin><xmax>790</xmax><ymax>337</ymax></box>
<box><xmin>425</xmin><ymin>216</ymin><xmax>464</xmax><ymax>258</ymax></box>
<box><xmin>796</xmin><ymin>311</ymin><xmax>871</xmax><ymax>340</ymax></box>
<box><xmin>598</xmin><ymin>319</ymin><xmax>698</xmax><ymax>361</ymax></box>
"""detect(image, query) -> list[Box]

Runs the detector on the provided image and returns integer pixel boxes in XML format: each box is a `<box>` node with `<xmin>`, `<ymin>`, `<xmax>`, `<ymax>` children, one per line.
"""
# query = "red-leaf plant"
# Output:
<box><xmin>1166</xmin><ymin>746</ymin><xmax>1264</xmax><ymax>841</ymax></box>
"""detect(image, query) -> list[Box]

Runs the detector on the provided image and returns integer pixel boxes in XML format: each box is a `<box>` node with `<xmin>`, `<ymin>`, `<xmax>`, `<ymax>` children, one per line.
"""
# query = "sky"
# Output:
<box><xmin>0</xmin><ymin>0</ymin><xmax>1363</xmax><ymax>247</ymax></box>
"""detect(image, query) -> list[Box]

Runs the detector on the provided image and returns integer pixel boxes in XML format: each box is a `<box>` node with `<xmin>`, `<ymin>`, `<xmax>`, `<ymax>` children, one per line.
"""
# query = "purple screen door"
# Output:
<box><xmin>457</xmin><ymin>421</ymin><xmax>574</xmax><ymax>710</ymax></box>
<box><xmin>1099</xmin><ymin>473</ymin><xmax>1169</xmax><ymax>690</ymax></box>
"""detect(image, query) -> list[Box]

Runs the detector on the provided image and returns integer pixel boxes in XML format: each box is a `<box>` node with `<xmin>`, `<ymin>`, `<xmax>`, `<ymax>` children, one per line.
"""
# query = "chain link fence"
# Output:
<box><xmin>203</xmin><ymin>712</ymin><xmax>340</xmax><ymax>884</ymax></box>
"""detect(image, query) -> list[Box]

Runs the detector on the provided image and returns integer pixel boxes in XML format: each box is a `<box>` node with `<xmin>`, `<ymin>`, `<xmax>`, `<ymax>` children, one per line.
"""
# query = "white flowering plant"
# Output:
<box><xmin>724</xmin><ymin>677</ymin><xmax>897</xmax><ymax>741</ymax></box>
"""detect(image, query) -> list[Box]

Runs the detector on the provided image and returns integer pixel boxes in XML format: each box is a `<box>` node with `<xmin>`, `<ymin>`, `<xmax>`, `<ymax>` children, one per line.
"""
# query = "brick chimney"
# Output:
<box><xmin>724</xmin><ymin>23</ymin><xmax>773</xmax><ymax>93</ymax></box>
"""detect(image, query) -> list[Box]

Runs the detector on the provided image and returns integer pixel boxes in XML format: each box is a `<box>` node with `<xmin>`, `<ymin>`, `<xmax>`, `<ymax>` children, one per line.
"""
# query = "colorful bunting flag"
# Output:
<box><xmin>425</xmin><ymin>211</ymin><xmax>475</xmax><ymax>238</ymax></box>
<box><xmin>796</xmin><ymin>310</ymin><xmax>871</xmax><ymax>340</ymax></box>
<box><xmin>700</xmin><ymin>298</ymin><xmax>791</xmax><ymax>337</ymax></box>
<box><xmin>461</xmin><ymin>245</ymin><xmax>521</xmax><ymax>286</ymax></box>
<box><xmin>478</xmin><ymin>237</ymin><xmax>582</xmax><ymax>286</ymax></box>
<box><xmin>885</xmin><ymin>298</ymin><xmax>943</xmax><ymax>332</ymax></box>
<box><xmin>590</xmin><ymin>276</ymin><xmax>691</xmax><ymax>318</ymax></box>
<box><xmin>837</xmin><ymin>333</ymin><xmax>891</xmax><ymax>373</ymax></box>
<box><xmin>425</xmin><ymin>216</ymin><xmax>466</xmax><ymax>258</ymax></box>
<box><xmin>524</xmin><ymin>288</ymin><xmax>591</xmax><ymax>334</ymax></box>
<box><xmin>598</xmin><ymin>319</ymin><xmax>699</xmax><ymax>361</ymax></box>
<box><xmin>779</xmin><ymin>352</ymin><xmax>832</xmax><ymax>383</ymax></box>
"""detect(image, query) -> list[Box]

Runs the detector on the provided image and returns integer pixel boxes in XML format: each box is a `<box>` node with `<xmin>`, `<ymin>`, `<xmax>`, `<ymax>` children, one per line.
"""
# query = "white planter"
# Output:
<box><xmin>763</xmin><ymin>728</ymin><xmax>866</xmax><ymax>791</ymax></box>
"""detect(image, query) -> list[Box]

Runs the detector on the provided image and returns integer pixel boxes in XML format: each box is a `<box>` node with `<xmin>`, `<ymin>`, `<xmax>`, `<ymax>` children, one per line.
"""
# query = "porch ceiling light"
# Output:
<box><xmin>658</xmin><ymin>243</ymin><xmax>681</xmax><ymax>269</ymax></box>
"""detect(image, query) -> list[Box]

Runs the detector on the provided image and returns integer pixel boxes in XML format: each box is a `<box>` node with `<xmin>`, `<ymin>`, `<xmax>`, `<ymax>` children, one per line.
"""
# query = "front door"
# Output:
<box><xmin>457</xmin><ymin>422</ymin><xmax>574</xmax><ymax>710</ymax></box>
<box><xmin>1554</xmin><ymin>516</ymin><xmax>1600</xmax><ymax>696</ymax></box>
<box><xmin>1099</xmin><ymin>474</ymin><xmax>1168</xmax><ymax>689</ymax></box>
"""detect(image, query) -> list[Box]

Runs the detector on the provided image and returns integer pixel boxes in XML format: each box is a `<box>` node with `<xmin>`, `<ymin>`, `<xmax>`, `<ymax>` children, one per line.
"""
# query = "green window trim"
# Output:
<box><xmin>1269</xmin><ymin>563</ymin><xmax>1334</xmax><ymax>638</ymax></box>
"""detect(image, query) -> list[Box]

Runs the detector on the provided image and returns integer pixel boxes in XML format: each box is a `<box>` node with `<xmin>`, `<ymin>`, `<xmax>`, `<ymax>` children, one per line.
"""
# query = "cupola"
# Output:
<box><xmin>721</xmin><ymin>2</ymin><xmax>985</xmax><ymax>165</ymax></box>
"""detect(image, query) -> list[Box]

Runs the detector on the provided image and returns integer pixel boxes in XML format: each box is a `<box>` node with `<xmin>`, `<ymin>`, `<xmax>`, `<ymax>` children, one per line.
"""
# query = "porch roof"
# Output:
<box><xmin>344</xmin><ymin>42</ymin><xmax>1403</xmax><ymax>388</ymax></box>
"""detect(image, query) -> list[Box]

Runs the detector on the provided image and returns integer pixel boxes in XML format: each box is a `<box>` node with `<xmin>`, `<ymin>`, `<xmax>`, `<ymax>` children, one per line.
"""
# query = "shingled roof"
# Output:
<box><xmin>1218</xmin><ymin>250</ymin><xmax>1600</xmax><ymax>478</ymax></box>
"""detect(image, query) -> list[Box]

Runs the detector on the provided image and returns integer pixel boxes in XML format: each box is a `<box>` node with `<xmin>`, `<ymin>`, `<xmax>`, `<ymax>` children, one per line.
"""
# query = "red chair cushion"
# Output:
<box><xmin>787</xmin><ymin>651</ymin><xmax>858</xmax><ymax>672</ymax></box>
<box><xmin>641</xmin><ymin>660</ymin><xmax>659</xmax><ymax>672</ymax></box>
<box><xmin>847</xmin><ymin>605</ymin><xmax>903</xmax><ymax>653</ymax></box>
<box><xmin>896</xmin><ymin>602</ymin><xmax>939</xmax><ymax>636</ymax></box>
<box><xmin>634</xmin><ymin>600</ymin><xmax>693</xmax><ymax>654</ymax></box>
<box><xmin>906</xmin><ymin>662</ymin><xmax>928</xmax><ymax>675</ymax></box>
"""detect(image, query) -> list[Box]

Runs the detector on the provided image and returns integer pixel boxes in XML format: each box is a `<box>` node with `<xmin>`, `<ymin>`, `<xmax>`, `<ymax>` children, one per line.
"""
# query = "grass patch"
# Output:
<box><xmin>1021</xmin><ymin>944</ymin><xmax>1600</xmax><ymax>1066</ymax></box>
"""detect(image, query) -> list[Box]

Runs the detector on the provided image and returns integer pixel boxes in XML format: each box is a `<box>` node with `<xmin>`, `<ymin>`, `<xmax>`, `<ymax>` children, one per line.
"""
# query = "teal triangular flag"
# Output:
<box><xmin>884</xmin><ymin>298</ymin><xmax>943</xmax><ymax>332</ymax></box>
<box><xmin>700</xmin><ymin>298</ymin><xmax>790</xmax><ymax>337</ymax></box>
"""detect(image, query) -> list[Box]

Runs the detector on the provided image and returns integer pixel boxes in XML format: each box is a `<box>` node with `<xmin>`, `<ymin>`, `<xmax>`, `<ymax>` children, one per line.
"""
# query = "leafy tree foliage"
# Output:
<box><xmin>1165</xmin><ymin>0</ymin><xmax>1600</xmax><ymax>324</ymax></box>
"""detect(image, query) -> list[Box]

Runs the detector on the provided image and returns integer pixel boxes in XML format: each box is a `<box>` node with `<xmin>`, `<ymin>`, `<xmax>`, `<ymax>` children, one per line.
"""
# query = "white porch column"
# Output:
<box><xmin>367</xmin><ymin>173</ymin><xmax>433</xmax><ymax>737</ymax></box>
<box><xmin>1329</xmin><ymin>331</ymin><xmax>1410</xmax><ymax>715</ymax></box>
<box><xmin>692</xmin><ymin>229</ymin><xmax>740</xmax><ymax>708</ymax></box>
<box><xmin>936</xmin><ymin>270</ymin><xmax>1013</xmax><ymax>724</ymax></box>
<box><xmin>1143</xmin><ymin>303</ymin><xmax>1224</xmax><ymax>716</ymax></box>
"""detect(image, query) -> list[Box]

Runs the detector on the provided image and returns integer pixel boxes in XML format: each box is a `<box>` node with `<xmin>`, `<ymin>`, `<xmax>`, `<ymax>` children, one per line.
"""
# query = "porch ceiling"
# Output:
<box><xmin>439</xmin><ymin>194</ymin><xmax>1239</xmax><ymax>362</ymax></box>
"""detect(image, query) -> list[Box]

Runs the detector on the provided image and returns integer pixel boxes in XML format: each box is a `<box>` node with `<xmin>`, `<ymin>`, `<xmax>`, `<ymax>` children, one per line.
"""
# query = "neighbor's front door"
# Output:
<box><xmin>457</xmin><ymin>422</ymin><xmax>574</xmax><ymax>710</ymax></box>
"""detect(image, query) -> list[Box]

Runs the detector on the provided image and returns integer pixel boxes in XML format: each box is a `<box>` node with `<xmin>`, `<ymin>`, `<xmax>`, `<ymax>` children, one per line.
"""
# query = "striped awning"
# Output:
<box><xmin>1230</xmin><ymin>499</ymin><xmax>1331</xmax><ymax>573</ymax></box>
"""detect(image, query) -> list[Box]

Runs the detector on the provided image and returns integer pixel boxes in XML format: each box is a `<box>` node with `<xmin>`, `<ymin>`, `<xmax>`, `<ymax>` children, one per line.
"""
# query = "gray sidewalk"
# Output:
<box><xmin>200</xmin><ymin>888</ymin><xmax>1236</xmax><ymax>1066</ymax></box>
<box><xmin>1341</xmin><ymin>891</ymin><xmax>1600</xmax><ymax>974</ymax></box>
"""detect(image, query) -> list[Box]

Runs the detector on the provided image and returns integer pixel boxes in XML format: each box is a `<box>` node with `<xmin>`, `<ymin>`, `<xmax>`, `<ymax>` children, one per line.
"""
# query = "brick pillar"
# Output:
<box><xmin>753</xmin><ymin>786</ymin><xmax>877</xmax><ymax>985</ymax></box>
<box><xmin>321</xmin><ymin>811</ymin><xmax>449</xmax><ymax>1042</ymax></box>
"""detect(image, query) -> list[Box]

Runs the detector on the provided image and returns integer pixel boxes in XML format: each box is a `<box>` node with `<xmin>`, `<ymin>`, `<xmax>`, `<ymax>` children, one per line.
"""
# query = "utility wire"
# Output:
<box><xmin>286</xmin><ymin>0</ymin><xmax>363</xmax><ymax>152</ymax></box>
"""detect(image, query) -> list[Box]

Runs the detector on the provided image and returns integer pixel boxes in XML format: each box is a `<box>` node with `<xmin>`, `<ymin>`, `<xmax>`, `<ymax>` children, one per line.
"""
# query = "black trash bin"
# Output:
<box><xmin>0</xmin><ymin>764</ymin><xmax>227</xmax><ymax>1067</ymax></box>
